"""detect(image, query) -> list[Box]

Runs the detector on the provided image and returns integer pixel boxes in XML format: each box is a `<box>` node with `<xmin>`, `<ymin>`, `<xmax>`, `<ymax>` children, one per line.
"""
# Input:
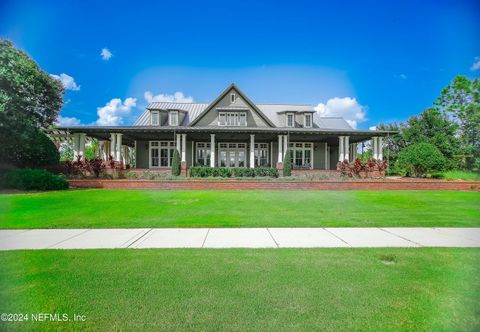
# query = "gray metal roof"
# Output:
<box><xmin>134</xmin><ymin>102</ymin><xmax>352</xmax><ymax>130</ymax></box>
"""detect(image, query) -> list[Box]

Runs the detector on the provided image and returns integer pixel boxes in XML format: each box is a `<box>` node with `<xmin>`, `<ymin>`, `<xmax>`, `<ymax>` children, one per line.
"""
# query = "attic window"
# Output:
<box><xmin>169</xmin><ymin>111</ymin><xmax>179</xmax><ymax>126</ymax></box>
<box><xmin>304</xmin><ymin>113</ymin><xmax>312</xmax><ymax>128</ymax></box>
<box><xmin>286</xmin><ymin>113</ymin><xmax>294</xmax><ymax>127</ymax></box>
<box><xmin>231</xmin><ymin>93</ymin><xmax>236</xmax><ymax>103</ymax></box>
<box><xmin>151</xmin><ymin>111</ymin><xmax>159</xmax><ymax>126</ymax></box>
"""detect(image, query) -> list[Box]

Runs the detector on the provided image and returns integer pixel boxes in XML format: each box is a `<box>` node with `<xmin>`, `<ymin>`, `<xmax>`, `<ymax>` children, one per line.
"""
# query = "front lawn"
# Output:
<box><xmin>437</xmin><ymin>170</ymin><xmax>480</xmax><ymax>181</ymax></box>
<box><xmin>0</xmin><ymin>248</ymin><xmax>478</xmax><ymax>331</ymax></box>
<box><xmin>0</xmin><ymin>190</ymin><xmax>479</xmax><ymax>228</ymax></box>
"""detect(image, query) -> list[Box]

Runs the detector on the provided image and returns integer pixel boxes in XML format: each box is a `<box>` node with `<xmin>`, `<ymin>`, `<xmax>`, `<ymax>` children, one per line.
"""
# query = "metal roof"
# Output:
<box><xmin>134</xmin><ymin>102</ymin><xmax>353</xmax><ymax>130</ymax></box>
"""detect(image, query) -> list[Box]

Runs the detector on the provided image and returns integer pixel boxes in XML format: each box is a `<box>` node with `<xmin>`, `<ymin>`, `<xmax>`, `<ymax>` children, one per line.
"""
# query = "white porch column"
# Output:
<box><xmin>116</xmin><ymin>133</ymin><xmax>122</xmax><ymax>162</ymax></box>
<box><xmin>72</xmin><ymin>133</ymin><xmax>79</xmax><ymax>160</ymax></box>
<box><xmin>378</xmin><ymin>137</ymin><xmax>383</xmax><ymax>160</ymax></box>
<box><xmin>249</xmin><ymin>134</ymin><xmax>255</xmax><ymax>168</ymax></box>
<box><xmin>134</xmin><ymin>141</ymin><xmax>137</xmax><ymax>168</ymax></box>
<box><xmin>338</xmin><ymin>136</ymin><xmax>345</xmax><ymax>161</ymax></box>
<box><xmin>210</xmin><ymin>134</ymin><xmax>215</xmax><ymax>167</ymax></box>
<box><xmin>324</xmin><ymin>142</ymin><xmax>328</xmax><ymax>170</ymax></box>
<box><xmin>176</xmin><ymin>134</ymin><xmax>181</xmax><ymax>153</ymax></box>
<box><xmin>344</xmin><ymin>136</ymin><xmax>350</xmax><ymax>162</ymax></box>
<box><xmin>181</xmin><ymin>134</ymin><xmax>187</xmax><ymax>162</ymax></box>
<box><xmin>110</xmin><ymin>133</ymin><xmax>116</xmax><ymax>160</ymax></box>
<box><xmin>372</xmin><ymin>136</ymin><xmax>378</xmax><ymax>160</ymax></box>
<box><xmin>79</xmin><ymin>133</ymin><xmax>86</xmax><ymax>161</ymax></box>
<box><xmin>277</xmin><ymin>135</ymin><xmax>283</xmax><ymax>163</ymax></box>
<box><xmin>283</xmin><ymin>135</ymin><xmax>288</xmax><ymax>159</ymax></box>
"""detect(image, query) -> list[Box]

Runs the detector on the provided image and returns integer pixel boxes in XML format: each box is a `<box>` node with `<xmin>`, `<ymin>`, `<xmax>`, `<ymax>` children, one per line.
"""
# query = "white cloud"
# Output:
<box><xmin>369</xmin><ymin>126</ymin><xmax>377</xmax><ymax>131</ymax></box>
<box><xmin>101</xmin><ymin>48</ymin><xmax>113</xmax><ymax>60</ymax></box>
<box><xmin>470</xmin><ymin>56</ymin><xmax>480</xmax><ymax>71</ymax></box>
<box><xmin>314</xmin><ymin>97</ymin><xmax>367</xmax><ymax>129</ymax></box>
<box><xmin>96</xmin><ymin>97</ymin><xmax>136</xmax><ymax>126</ymax></box>
<box><xmin>144</xmin><ymin>91</ymin><xmax>194</xmax><ymax>103</ymax></box>
<box><xmin>50</xmin><ymin>73</ymin><xmax>80</xmax><ymax>91</ymax></box>
<box><xmin>56</xmin><ymin>115</ymin><xmax>82</xmax><ymax>126</ymax></box>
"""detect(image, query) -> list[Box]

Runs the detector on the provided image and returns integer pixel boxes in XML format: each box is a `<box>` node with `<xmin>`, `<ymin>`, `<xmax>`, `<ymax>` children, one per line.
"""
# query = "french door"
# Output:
<box><xmin>218</xmin><ymin>143</ymin><xmax>247</xmax><ymax>167</ymax></box>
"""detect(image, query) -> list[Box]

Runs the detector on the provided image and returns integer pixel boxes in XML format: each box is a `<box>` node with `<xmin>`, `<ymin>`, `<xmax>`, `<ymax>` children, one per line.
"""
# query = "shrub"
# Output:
<box><xmin>232</xmin><ymin>167</ymin><xmax>255</xmax><ymax>177</ymax></box>
<box><xmin>85</xmin><ymin>158</ymin><xmax>105</xmax><ymax>178</ymax></box>
<box><xmin>4</xmin><ymin>168</ymin><xmax>69</xmax><ymax>190</ymax></box>
<box><xmin>396</xmin><ymin>143</ymin><xmax>446</xmax><ymax>177</ymax></box>
<box><xmin>283</xmin><ymin>149</ymin><xmax>292</xmax><ymax>177</ymax></box>
<box><xmin>254</xmin><ymin>167</ymin><xmax>278</xmax><ymax>178</ymax></box>
<box><xmin>171</xmin><ymin>149</ymin><xmax>181</xmax><ymax>176</ymax></box>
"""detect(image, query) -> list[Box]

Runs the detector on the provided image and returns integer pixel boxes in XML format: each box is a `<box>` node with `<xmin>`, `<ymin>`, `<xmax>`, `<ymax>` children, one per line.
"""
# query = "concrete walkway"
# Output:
<box><xmin>0</xmin><ymin>228</ymin><xmax>479</xmax><ymax>250</ymax></box>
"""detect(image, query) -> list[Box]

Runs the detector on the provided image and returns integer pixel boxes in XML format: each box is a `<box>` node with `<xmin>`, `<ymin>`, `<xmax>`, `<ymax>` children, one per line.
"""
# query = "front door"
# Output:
<box><xmin>218</xmin><ymin>143</ymin><xmax>247</xmax><ymax>167</ymax></box>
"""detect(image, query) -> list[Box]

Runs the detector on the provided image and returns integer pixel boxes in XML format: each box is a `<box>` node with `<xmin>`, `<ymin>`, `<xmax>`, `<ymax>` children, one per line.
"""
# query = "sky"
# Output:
<box><xmin>1</xmin><ymin>0</ymin><xmax>479</xmax><ymax>129</ymax></box>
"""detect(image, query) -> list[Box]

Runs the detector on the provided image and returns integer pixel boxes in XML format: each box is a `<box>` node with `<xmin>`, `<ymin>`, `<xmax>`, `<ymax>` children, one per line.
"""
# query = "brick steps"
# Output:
<box><xmin>68</xmin><ymin>179</ymin><xmax>480</xmax><ymax>191</ymax></box>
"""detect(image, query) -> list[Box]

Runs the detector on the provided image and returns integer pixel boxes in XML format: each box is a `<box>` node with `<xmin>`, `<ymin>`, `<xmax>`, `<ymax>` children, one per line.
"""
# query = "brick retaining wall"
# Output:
<box><xmin>68</xmin><ymin>179</ymin><xmax>480</xmax><ymax>191</ymax></box>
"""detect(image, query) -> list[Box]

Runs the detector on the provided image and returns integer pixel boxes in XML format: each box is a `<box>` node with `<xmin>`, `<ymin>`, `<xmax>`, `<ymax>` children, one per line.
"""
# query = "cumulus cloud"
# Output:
<box><xmin>50</xmin><ymin>73</ymin><xmax>80</xmax><ymax>91</ymax></box>
<box><xmin>369</xmin><ymin>126</ymin><xmax>377</xmax><ymax>131</ymax></box>
<box><xmin>470</xmin><ymin>56</ymin><xmax>480</xmax><ymax>71</ymax></box>
<box><xmin>56</xmin><ymin>115</ymin><xmax>82</xmax><ymax>126</ymax></box>
<box><xmin>144</xmin><ymin>91</ymin><xmax>194</xmax><ymax>103</ymax></box>
<box><xmin>314</xmin><ymin>97</ymin><xmax>367</xmax><ymax>129</ymax></box>
<box><xmin>96</xmin><ymin>97</ymin><xmax>136</xmax><ymax>126</ymax></box>
<box><xmin>101</xmin><ymin>48</ymin><xmax>113</xmax><ymax>60</ymax></box>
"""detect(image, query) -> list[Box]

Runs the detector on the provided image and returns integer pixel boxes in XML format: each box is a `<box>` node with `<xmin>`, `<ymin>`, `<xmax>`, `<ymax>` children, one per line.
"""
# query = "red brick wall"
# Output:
<box><xmin>68</xmin><ymin>179</ymin><xmax>480</xmax><ymax>191</ymax></box>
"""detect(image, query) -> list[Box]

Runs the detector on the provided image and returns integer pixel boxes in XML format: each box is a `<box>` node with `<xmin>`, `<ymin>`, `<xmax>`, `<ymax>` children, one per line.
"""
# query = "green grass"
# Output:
<box><xmin>0</xmin><ymin>190</ymin><xmax>479</xmax><ymax>228</ymax></box>
<box><xmin>438</xmin><ymin>170</ymin><xmax>480</xmax><ymax>181</ymax></box>
<box><xmin>0</xmin><ymin>249</ymin><xmax>478</xmax><ymax>331</ymax></box>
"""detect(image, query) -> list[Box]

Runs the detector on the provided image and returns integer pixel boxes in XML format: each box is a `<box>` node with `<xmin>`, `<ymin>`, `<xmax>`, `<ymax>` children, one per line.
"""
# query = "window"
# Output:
<box><xmin>196</xmin><ymin>142</ymin><xmax>211</xmax><ymax>166</ymax></box>
<box><xmin>304</xmin><ymin>113</ymin><xmax>312</xmax><ymax>128</ymax></box>
<box><xmin>254</xmin><ymin>143</ymin><xmax>269</xmax><ymax>167</ymax></box>
<box><xmin>231</xmin><ymin>93</ymin><xmax>236</xmax><ymax>103</ymax></box>
<box><xmin>151</xmin><ymin>111</ymin><xmax>159</xmax><ymax>126</ymax></box>
<box><xmin>150</xmin><ymin>141</ymin><xmax>175</xmax><ymax>167</ymax></box>
<box><xmin>289</xmin><ymin>142</ymin><xmax>313</xmax><ymax>169</ymax></box>
<box><xmin>218</xmin><ymin>143</ymin><xmax>246</xmax><ymax>167</ymax></box>
<box><xmin>286</xmin><ymin>113</ymin><xmax>294</xmax><ymax>127</ymax></box>
<box><xmin>169</xmin><ymin>111</ymin><xmax>179</xmax><ymax>126</ymax></box>
<box><xmin>218</xmin><ymin>112</ymin><xmax>247</xmax><ymax>126</ymax></box>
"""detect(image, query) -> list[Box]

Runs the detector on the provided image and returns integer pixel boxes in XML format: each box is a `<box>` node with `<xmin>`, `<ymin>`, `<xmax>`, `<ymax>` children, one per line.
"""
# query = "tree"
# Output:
<box><xmin>434</xmin><ymin>76</ymin><xmax>480</xmax><ymax>169</ymax></box>
<box><xmin>171</xmin><ymin>149</ymin><xmax>181</xmax><ymax>176</ymax></box>
<box><xmin>376</xmin><ymin>122</ymin><xmax>406</xmax><ymax>165</ymax></box>
<box><xmin>0</xmin><ymin>39</ymin><xmax>64</xmax><ymax>167</ymax></box>
<box><xmin>283</xmin><ymin>149</ymin><xmax>292</xmax><ymax>176</ymax></box>
<box><xmin>401</xmin><ymin>108</ymin><xmax>461</xmax><ymax>168</ymax></box>
<box><xmin>396</xmin><ymin>143</ymin><xmax>446</xmax><ymax>177</ymax></box>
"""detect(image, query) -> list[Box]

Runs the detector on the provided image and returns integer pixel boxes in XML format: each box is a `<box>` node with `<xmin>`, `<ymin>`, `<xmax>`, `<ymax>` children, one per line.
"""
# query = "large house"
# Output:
<box><xmin>57</xmin><ymin>84</ymin><xmax>390</xmax><ymax>172</ymax></box>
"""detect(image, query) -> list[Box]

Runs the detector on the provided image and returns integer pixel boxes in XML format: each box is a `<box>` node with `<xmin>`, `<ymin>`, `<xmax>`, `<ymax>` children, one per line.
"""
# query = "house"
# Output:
<box><xmin>57</xmin><ymin>84</ymin><xmax>390</xmax><ymax>173</ymax></box>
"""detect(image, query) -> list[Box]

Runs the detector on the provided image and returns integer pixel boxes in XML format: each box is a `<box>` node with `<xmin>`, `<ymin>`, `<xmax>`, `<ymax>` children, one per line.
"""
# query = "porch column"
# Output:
<box><xmin>210</xmin><ymin>134</ymin><xmax>215</xmax><ymax>167</ymax></box>
<box><xmin>79</xmin><ymin>133</ymin><xmax>86</xmax><ymax>161</ymax></box>
<box><xmin>372</xmin><ymin>136</ymin><xmax>378</xmax><ymax>160</ymax></box>
<box><xmin>249</xmin><ymin>134</ymin><xmax>255</xmax><ymax>168</ymax></box>
<box><xmin>344</xmin><ymin>136</ymin><xmax>350</xmax><ymax>161</ymax></box>
<box><xmin>134</xmin><ymin>141</ymin><xmax>137</xmax><ymax>168</ymax></box>
<box><xmin>181</xmin><ymin>134</ymin><xmax>187</xmax><ymax>162</ymax></box>
<box><xmin>277</xmin><ymin>135</ymin><xmax>283</xmax><ymax>163</ymax></box>
<box><xmin>176</xmin><ymin>134</ymin><xmax>181</xmax><ymax>153</ymax></box>
<box><xmin>72</xmin><ymin>133</ymin><xmax>79</xmax><ymax>160</ymax></box>
<box><xmin>110</xmin><ymin>133</ymin><xmax>116</xmax><ymax>160</ymax></box>
<box><xmin>283</xmin><ymin>135</ymin><xmax>288</xmax><ymax>159</ymax></box>
<box><xmin>324</xmin><ymin>142</ymin><xmax>328</xmax><ymax>170</ymax></box>
<box><xmin>116</xmin><ymin>133</ymin><xmax>122</xmax><ymax>162</ymax></box>
<box><xmin>338</xmin><ymin>136</ymin><xmax>345</xmax><ymax>161</ymax></box>
<box><xmin>378</xmin><ymin>137</ymin><xmax>383</xmax><ymax>160</ymax></box>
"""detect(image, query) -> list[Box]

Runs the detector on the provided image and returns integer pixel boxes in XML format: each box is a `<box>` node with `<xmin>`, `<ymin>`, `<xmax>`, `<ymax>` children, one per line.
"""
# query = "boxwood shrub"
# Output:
<box><xmin>3</xmin><ymin>168</ymin><xmax>69</xmax><ymax>191</ymax></box>
<box><xmin>189</xmin><ymin>166</ymin><xmax>278</xmax><ymax>178</ymax></box>
<box><xmin>189</xmin><ymin>166</ymin><xmax>232</xmax><ymax>178</ymax></box>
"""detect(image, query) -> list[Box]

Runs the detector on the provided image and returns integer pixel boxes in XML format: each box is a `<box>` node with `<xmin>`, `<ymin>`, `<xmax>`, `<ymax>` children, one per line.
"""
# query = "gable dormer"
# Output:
<box><xmin>149</xmin><ymin>109</ymin><xmax>186</xmax><ymax>126</ymax></box>
<box><xmin>189</xmin><ymin>84</ymin><xmax>275</xmax><ymax>128</ymax></box>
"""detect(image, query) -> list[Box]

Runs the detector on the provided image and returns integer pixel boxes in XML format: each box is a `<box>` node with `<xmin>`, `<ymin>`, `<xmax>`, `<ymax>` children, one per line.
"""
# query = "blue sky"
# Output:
<box><xmin>1</xmin><ymin>0</ymin><xmax>479</xmax><ymax>129</ymax></box>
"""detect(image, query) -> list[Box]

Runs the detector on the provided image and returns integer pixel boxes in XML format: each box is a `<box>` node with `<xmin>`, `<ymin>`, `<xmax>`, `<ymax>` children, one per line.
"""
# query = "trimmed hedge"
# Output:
<box><xmin>171</xmin><ymin>149</ymin><xmax>181</xmax><ymax>176</ymax></box>
<box><xmin>189</xmin><ymin>166</ymin><xmax>278</xmax><ymax>178</ymax></box>
<box><xmin>283</xmin><ymin>149</ymin><xmax>292</xmax><ymax>176</ymax></box>
<box><xmin>396</xmin><ymin>143</ymin><xmax>446</xmax><ymax>177</ymax></box>
<box><xmin>2</xmin><ymin>168</ymin><xmax>69</xmax><ymax>191</ymax></box>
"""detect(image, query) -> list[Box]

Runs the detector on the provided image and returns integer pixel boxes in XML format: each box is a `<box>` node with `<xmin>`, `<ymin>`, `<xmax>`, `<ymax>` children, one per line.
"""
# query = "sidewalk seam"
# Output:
<box><xmin>120</xmin><ymin>229</ymin><xmax>151</xmax><ymax>248</ymax></box>
<box><xmin>127</xmin><ymin>229</ymin><xmax>153</xmax><ymax>248</ymax></box>
<box><xmin>266</xmin><ymin>228</ymin><xmax>279</xmax><ymax>248</ymax></box>
<box><xmin>201</xmin><ymin>229</ymin><xmax>210</xmax><ymax>248</ymax></box>
<box><xmin>323</xmin><ymin>228</ymin><xmax>352</xmax><ymax>247</ymax></box>
<box><xmin>47</xmin><ymin>229</ymin><xmax>92</xmax><ymax>249</ymax></box>
<box><xmin>379</xmin><ymin>228</ymin><xmax>423</xmax><ymax>247</ymax></box>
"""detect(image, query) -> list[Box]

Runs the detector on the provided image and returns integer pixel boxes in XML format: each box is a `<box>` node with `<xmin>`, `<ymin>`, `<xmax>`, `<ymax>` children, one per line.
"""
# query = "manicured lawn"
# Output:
<box><xmin>438</xmin><ymin>170</ymin><xmax>480</xmax><ymax>181</ymax></box>
<box><xmin>0</xmin><ymin>248</ymin><xmax>478</xmax><ymax>331</ymax></box>
<box><xmin>0</xmin><ymin>190</ymin><xmax>479</xmax><ymax>228</ymax></box>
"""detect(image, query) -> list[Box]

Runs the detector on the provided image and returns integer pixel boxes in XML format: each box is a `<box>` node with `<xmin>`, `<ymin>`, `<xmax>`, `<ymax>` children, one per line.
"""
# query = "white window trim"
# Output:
<box><xmin>286</xmin><ymin>112</ymin><xmax>294</xmax><ymax>128</ymax></box>
<box><xmin>289</xmin><ymin>142</ymin><xmax>314</xmax><ymax>169</ymax></box>
<box><xmin>195</xmin><ymin>142</ymin><xmax>211</xmax><ymax>166</ymax></box>
<box><xmin>169</xmin><ymin>111</ymin><xmax>179</xmax><ymax>126</ymax></box>
<box><xmin>149</xmin><ymin>141</ymin><xmax>175</xmax><ymax>168</ymax></box>
<box><xmin>231</xmin><ymin>93</ymin><xmax>236</xmax><ymax>103</ymax></box>
<box><xmin>254</xmin><ymin>143</ymin><xmax>270</xmax><ymax>167</ymax></box>
<box><xmin>150</xmin><ymin>111</ymin><xmax>160</xmax><ymax>126</ymax></box>
<box><xmin>304</xmin><ymin>113</ymin><xmax>312</xmax><ymax>128</ymax></box>
<box><xmin>218</xmin><ymin>112</ymin><xmax>247</xmax><ymax>127</ymax></box>
<box><xmin>217</xmin><ymin>142</ymin><xmax>247</xmax><ymax>167</ymax></box>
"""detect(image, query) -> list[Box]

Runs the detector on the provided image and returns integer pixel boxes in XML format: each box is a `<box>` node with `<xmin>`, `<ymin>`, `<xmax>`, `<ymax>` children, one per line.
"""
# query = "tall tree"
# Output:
<box><xmin>0</xmin><ymin>40</ymin><xmax>64</xmax><ymax>167</ymax></box>
<box><xmin>434</xmin><ymin>76</ymin><xmax>480</xmax><ymax>169</ymax></box>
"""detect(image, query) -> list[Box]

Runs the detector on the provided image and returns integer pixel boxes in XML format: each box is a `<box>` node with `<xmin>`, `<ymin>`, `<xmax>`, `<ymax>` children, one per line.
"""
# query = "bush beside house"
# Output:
<box><xmin>396</xmin><ymin>143</ymin><xmax>446</xmax><ymax>177</ymax></box>
<box><xmin>283</xmin><ymin>150</ymin><xmax>292</xmax><ymax>177</ymax></box>
<box><xmin>1</xmin><ymin>168</ymin><xmax>69</xmax><ymax>191</ymax></box>
<box><xmin>171</xmin><ymin>149</ymin><xmax>181</xmax><ymax>176</ymax></box>
<box><xmin>189</xmin><ymin>166</ymin><xmax>278</xmax><ymax>178</ymax></box>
